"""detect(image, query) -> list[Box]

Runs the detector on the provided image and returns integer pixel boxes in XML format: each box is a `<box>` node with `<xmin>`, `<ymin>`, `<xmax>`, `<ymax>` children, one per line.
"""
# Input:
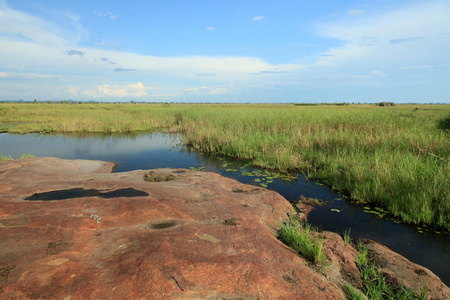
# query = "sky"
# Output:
<box><xmin>0</xmin><ymin>0</ymin><xmax>449</xmax><ymax>103</ymax></box>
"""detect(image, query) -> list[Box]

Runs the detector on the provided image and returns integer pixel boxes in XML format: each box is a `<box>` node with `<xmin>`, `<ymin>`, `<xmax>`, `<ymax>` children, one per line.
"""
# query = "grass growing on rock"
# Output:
<box><xmin>144</xmin><ymin>171</ymin><xmax>176</xmax><ymax>182</ymax></box>
<box><xmin>351</xmin><ymin>242</ymin><xmax>427</xmax><ymax>300</ymax></box>
<box><xmin>278</xmin><ymin>213</ymin><xmax>327</xmax><ymax>267</ymax></box>
<box><xmin>1</xmin><ymin>102</ymin><xmax>449</xmax><ymax>230</ymax></box>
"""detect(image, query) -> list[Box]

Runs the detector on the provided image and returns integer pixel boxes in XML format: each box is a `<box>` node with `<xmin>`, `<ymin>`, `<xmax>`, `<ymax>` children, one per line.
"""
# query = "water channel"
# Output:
<box><xmin>1</xmin><ymin>132</ymin><xmax>449</xmax><ymax>286</ymax></box>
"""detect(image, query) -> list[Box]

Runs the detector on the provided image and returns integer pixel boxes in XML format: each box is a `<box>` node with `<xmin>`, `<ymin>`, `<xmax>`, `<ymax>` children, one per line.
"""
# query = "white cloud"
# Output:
<box><xmin>83</xmin><ymin>82</ymin><xmax>153</xmax><ymax>98</ymax></box>
<box><xmin>0</xmin><ymin>71</ymin><xmax>62</xmax><ymax>80</ymax></box>
<box><xmin>0</xmin><ymin>5</ymin><xmax>64</xmax><ymax>46</ymax></box>
<box><xmin>348</xmin><ymin>10</ymin><xmax>363</xmax><ymax>16</ymax></box>
<box><xmin>316</xmin><ymin>0</ymin><xmax>450</xmax><ymax>69</ymax></box>
<box><xmin>67</xmin><ymin>85</ymin><xmax>79</xmax><ymax>96</ymax></box>
<box><xmin>94</xmin><ymin>11</ymin><xmax>117</xmax><ymax>20</ymax></box>
<box><xmin>209</xmin><ymin>87</ymin><xmax>227</xmax><ymax>95</ymax></box>
<box><xmin>251</xmin><ymin>16</ymin><xmax>264</xmax><ymax>22</ymax></box>
<box><xmin>0</xmin><ymin>2</ymin><xmax>304</xmax><ymax>101</ymax></box>
<box><xmin>178</xmin><ymin>84</ymin><xmax>234</xmax><ymax>96</ymax></box>
<box><xmin>206</xmin><ymin>26</ymin><xmax>215</xmax><ymax>31</ymax></box>
<box><xmin>0</xmin><ymin>3</ymin><xmax>85</xmax><ymax>47</ymax></box>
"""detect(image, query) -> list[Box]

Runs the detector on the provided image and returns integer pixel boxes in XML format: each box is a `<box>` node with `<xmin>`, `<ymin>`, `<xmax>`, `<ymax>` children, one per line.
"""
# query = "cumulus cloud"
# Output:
<box><xmin>67</xmin><ymin>85</ymin><xmax>79</xmax><ymax>96</ymax></box>
<box><xmin>251</xmin><ymin>16</ymin><xmax>264</xmax><ymax>21</ymax></box>
<box><xmin>83</xmin><ymin>82</ymin><xmax>151</xmax><ymax>98</ymax></box>
<box><xmin>206</xmin><ymin>26</ymin><xmax>215</xmax><ymax>31</ymax></box>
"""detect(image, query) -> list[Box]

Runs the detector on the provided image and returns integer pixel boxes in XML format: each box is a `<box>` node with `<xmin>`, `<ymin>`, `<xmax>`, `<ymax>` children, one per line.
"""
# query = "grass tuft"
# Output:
<box><xmin>343</xmin><ymin>228</ymin><xmax>352</xmax><ymax>245</ymax></box>
<box><xmin>278</xmin><ymin>213</ymin><xmax>327</xmax><ymax>266</ymax></box>
<box><xmin>354</xmin><ymin>242</ymin><xmax>427</xmax><ymax>300</ymax></box>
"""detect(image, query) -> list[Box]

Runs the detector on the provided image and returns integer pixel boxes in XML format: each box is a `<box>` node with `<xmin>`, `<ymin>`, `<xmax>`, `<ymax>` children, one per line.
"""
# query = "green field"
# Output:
<box><xmin>1</xmin><ymin>102</ymin><xmax>449</xmax><ymax>231</ymax></box>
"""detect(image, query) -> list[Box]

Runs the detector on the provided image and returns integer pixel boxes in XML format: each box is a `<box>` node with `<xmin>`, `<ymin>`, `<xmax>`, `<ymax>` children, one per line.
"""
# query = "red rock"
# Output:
<box><xmin>363</xmin><ymin>239</ymin><xmax>450</xmax><ymax>300</ymax></box>
<box><xmin>0</xmin><ymin>157</ymin><xmax>345</xmax><ymax>299</ymax></box>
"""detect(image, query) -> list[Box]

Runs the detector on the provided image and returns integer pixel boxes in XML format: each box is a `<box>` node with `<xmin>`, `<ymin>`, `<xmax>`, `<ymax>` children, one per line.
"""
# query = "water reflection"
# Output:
<box><xmin>0</xmin><ymin>132</ymin><xmax>188</xmax><ymax>172</ymax></box>
<box><xmin>0</xmin><ymin>132</ymin><xmax>449</xmax><ymax>286</ymax></box>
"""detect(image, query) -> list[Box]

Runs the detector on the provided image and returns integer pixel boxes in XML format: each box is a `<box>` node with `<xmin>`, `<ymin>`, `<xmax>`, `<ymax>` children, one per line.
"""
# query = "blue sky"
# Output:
<box><xmin>0</xmin><ymin>0</ymin><xmax>449</xmax><ymax>103</ymax></box>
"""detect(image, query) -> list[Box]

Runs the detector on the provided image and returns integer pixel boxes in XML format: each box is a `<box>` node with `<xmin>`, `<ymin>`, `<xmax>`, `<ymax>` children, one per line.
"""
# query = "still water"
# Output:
<box><xmin>1</xmin><ymin>132</ymin><xmax>449</xmax><ymax>286</ymax></box>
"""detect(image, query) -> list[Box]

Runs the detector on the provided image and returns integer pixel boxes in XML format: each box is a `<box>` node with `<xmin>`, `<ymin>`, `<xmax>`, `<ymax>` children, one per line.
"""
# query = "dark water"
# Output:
<box><xmin>25</xmin><ymin>188</ymin><xmax>149</xmax><ymax>201</ymax></box>
<box><xmin>1</xmin><ymin>132</ymin><xmax>449</xmax><ymax>286</ymax></box>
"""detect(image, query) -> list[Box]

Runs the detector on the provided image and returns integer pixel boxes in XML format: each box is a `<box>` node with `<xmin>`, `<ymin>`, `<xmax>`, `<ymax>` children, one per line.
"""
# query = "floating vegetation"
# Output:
<box><xmin>362</xmin><ymin>205</ymin><xmax>390</xmax><ymax>219</ymax></box>
<box><xmin>298</xmin><ymin>196</ymin><xmax>324</xmax><ymax>206</ymax></box>
<box><xmin>189</xmin><ymin>166</ymin><xmax>206</xmax><ymax>171</ymax></box>
<box><xmin>188</xmin><ymin>158</ymin><xmax>297</xmax><ymax>190</ymax></box>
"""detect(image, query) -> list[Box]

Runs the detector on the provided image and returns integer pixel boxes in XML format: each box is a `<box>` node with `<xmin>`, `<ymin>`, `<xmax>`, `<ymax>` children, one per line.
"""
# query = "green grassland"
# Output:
<box><xmin>1</xmin><ymin>102</ymin><xmax>449</xmax><ymax>230</ymax></box>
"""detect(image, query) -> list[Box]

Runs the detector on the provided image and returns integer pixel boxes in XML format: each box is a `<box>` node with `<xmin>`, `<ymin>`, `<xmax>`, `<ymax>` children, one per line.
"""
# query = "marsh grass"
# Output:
<box><xmin>0</xmin><ymin>154</ymin><xmax>34</xmax><ymax>161</ymax></box>
<box><xmin>344</xmin><ymin>284</ymin><xmax>366</xmax><ymax>300</ymax></box>
<box><xmin>1</xmin><ymin>103</ymin><xmax>449</xmax><ymax>230</ymax></box>
<box><xmin>0</xmin><ymin>154</ymin><xmax>12</xmax><ymax>162</ymax></box>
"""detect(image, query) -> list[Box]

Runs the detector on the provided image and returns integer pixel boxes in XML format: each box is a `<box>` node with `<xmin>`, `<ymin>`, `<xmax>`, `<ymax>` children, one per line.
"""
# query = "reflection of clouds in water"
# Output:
<box><xmin>0</xmin><ymin>132</ymin><xmax>181</xmax><ymax>159</ymax></box>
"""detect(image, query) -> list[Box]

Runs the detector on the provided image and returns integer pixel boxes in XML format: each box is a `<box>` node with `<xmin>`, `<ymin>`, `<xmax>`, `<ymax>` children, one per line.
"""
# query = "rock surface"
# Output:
<box><xmin>363</xmin><ymin>239</ymin><xmax>450</xmax><ymax>300</ymax></box>
<box><xmin>1</xmin><ymin>157</ymin><xmax>449</xmax><ymax>299</ymax></box>
<box><xmin>0</xmin><ymin>157</ymin><xmax>344</xmax><ymax>299</ymax></box>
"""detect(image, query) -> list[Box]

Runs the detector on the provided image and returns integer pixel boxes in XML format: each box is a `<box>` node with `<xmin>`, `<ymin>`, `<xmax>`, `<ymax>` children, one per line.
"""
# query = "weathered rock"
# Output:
<box><xmin>363</xmin><ymin>239</ymin><xmax>450</xmax><ymax>300</ymax></box>
<box><xmin>2</xmin><ymin>157</ymin><xmax>449</xmax><ymax>299</ymax></box>
<box><xmin>0</xmin><ymin>157</ymin><xmax>345</xmax><ymax>299</ymax></box>
<box><xmin>321</xmin><ymin>232</ymin><xmax>362</xmax><ymax>289</ymax></box>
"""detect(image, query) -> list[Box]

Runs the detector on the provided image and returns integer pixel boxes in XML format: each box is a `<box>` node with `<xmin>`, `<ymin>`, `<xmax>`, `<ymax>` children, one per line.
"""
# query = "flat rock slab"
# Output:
<box><xmin>0</xmin><ymin>157</ymin><xmax>345</xmax><ymax>299</ymax></box>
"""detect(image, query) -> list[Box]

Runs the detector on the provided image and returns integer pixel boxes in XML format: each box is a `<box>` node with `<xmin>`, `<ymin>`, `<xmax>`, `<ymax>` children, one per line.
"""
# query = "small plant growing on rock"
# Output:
<box><xmin>144</xmin><ymin>171</ymin><xmax>176</xmax><ymax>182</ymax></box>
<box><xmin>232</xmin><ymin>187</ymin><xmax>245</xmax><ymax>193</ymax></box>
<box><xmin>223</xmin><ymin>218</ymin><xmax>238</xmax><ymax>226</ymax></box>
<box><xmin>278</xmin><ymin>213</ymin><xmax>327</xmax><ymax>266</ymax></box>
<box><xmin>343</xmin><ymin>228</ymin><xmax>352</xmax><ymax>245</ymax></box>
<box><xmin>354</xmin><ymin>242</ymin><xmax>427</xmax><ymax>300</ymax></box>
